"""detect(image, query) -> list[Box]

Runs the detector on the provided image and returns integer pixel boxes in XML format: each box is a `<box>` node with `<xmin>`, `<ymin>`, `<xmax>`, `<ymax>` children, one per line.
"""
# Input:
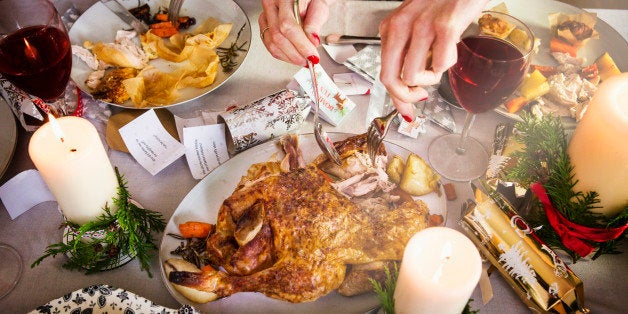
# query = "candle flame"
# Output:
<box><xmin>48</xmin><ymin>114</ymin><xmax>65</xmax><ymax>143</ymax></box>
<box><xmin>23</xmin><ymin>37</ymin><xmax>40</xmax><ymax>62</ymax></box>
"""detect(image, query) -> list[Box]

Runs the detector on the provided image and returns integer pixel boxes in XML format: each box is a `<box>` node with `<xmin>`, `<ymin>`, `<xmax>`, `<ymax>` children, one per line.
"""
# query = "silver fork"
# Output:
<box><xmin>366</xmin><ymin>108</ymin><xmax>398</xmax><ymax>163</ymax></box>
<box><xmin>168</xmin><ymin>0</ymin><xmax>184</xmax><ymax>25</ymax></box>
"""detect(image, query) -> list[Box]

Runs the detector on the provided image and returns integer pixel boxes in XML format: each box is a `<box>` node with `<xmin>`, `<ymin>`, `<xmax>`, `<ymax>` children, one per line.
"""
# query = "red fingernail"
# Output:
<box><xmin>312</xmin><ymin>33</ymin><xmax>321</xmax><ymax>46</ymax></box>
<box><xmin>419</xmin><ymin>97</ymin><xmax>428</xmax><ymax>102</ymax></box>
<box><xmin>402</xmin><ymin>115</ymin><xmax>414</xmax><ymax>122</ymax></box>
<box><xmin>307</xmin><ymin>55</ymin><xmax>319</xmax><ymax>65</ymax></box>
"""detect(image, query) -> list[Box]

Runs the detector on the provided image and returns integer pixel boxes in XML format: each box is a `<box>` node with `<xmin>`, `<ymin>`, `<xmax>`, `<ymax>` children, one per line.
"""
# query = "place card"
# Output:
<box><xmin>332</xmin><ymin>73</ymin><xmax>372</xmax><ymax>95</ymax></box>
<box><xmin>397</xmin><ymin>114</ymin><xmax>428</xmax><ymax>139</ymax></box>
<box><xmin>119</xmin><ymin>109</ymin><xmax>185</xmax><ymax>176</ymax></box>
<box><xmin>0</xmin><ymin>169</ymin><xmax>55</xmax><ymax>220</ymax></box>
<box><xmin>182</xmin><ymin>124</ymin><xmax>229</xmax><ymax>180</ymax></box>
<box><xmin>294</xmin><ymin>64</ymin><xmax>356</xmax><ymax>126</ymax></box>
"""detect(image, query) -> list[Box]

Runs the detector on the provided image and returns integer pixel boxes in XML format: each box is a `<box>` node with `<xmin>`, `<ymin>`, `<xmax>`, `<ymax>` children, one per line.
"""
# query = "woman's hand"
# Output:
<box><xmin>378</xmin><ymin>0</ymin><xmax>487</xmax><ymax>120</ymax></box>
<box><xmin>258</xmin><ymin>0</ymin><xmax>335</xmax><ymax>66</ymax></box>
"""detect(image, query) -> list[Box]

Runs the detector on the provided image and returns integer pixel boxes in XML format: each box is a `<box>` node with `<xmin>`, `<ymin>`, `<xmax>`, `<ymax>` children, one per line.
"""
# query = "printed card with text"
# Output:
<box><xmin>119</xmin><ymin>109</ymin><xmax>185</xmax><ymax>175</ymax></box>
<box><xmin>183</xmin><ymin>124</ymin><xmax>229</xmax><ymax>179</ymax></box>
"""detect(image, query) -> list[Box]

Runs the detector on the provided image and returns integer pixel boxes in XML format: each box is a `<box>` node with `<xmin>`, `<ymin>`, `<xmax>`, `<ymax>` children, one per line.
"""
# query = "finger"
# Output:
<box><xmin>258</xmin><ymin>13</ymin><xmax>293</xmax><ymax>63</ymax></box>
<box><xmin>277</xmin><ymin>0</ymin><xmax>318</xmax><ymax>65</ymax></box>
<box><xmin>429</xmin><ymin>23</ymin><xmax>459</xmax><ymax>74</ymax></box>
<box><xmin>390</xmin><ymin>95</ymin><xmax>417</xmax><ymax>121</ymax></box>
<box><xmin>302</xmin><ymin>0</ymin><xmax>331</xmax><ymax>46</ymax></box>
<box><xmin>379</xmin><ymin>17</ymin><xmax>411</xmax><ymax>96</ymax></box>
<box><xmin>401</xmin><ymin>26</ymin><xmax>434</xmax><ymax>86</ymax></box>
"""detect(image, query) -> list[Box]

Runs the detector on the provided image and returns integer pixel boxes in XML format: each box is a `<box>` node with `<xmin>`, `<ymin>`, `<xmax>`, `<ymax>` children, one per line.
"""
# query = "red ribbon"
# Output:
<box><xmin>531</xmin><ymin>183</ymin><xmax>628</xmax><ymax>257</ymax></box>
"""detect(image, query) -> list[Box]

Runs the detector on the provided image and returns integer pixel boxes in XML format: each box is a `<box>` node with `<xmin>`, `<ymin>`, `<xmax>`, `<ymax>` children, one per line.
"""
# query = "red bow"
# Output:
<box><xmin>531</xmin><ymin>183</ymin><xmax>628</xmax><ymax>257</ymax></box>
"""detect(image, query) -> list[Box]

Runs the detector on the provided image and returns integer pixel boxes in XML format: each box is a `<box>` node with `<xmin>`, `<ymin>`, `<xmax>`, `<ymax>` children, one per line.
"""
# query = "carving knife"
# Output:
<box><xmin>99</xmin><ymin>0</ymin><xmax>149</xmax><ymax>33</ymax></box>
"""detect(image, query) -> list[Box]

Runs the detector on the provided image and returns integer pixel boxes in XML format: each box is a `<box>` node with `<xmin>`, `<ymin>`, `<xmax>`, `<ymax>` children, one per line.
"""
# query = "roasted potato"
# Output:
<box><xmin>164</xmin><ymin>258</ymin><xmax>218</xmax><ymax>303</ymax></box>
<box><xmin>386</xmin><ymin>155</ymin><xmax>405</xmax><ymax>184</ymax></box>
<box><xmin>399</xmin><ymin>153</ymin><xmax>440</xmax><ymax>196</ymax></box>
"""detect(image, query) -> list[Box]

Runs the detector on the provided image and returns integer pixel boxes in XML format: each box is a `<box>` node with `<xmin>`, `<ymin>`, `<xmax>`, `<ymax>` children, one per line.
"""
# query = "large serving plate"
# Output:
<box><xmin>484</xmin><ymin>0</ymin><xmax>627</xmax><ymax>122</ymax></box>
<box><xmin>68</xmin><ymin>0</ymin><xmax>251</xmax><ymax>108</ymax></box>
<box><xmin>0</xmin><ymin>97</ymin><xmax>17</xmax><ymax>179</ymax></box>
<box><xmin>159</xmin><ymin>133</ymin><xmax>447</xmax><ymax>313</ymax></box>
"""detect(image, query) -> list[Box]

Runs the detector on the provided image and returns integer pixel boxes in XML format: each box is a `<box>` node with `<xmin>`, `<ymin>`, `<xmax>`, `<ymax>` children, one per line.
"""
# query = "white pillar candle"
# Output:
<box><xmin>394</xmin><ymin>227</ymin><xmax>482</xmax><ymax>314</ymax></box>
<box><xmin>28</xmin><ymin>116</ymin><xmax>118</xmax><ymax>225</ymax></box>
<box><xmin>567</xmin><ymin>73</ymin><xmax>628</xmax><ymax>217</ymax></box>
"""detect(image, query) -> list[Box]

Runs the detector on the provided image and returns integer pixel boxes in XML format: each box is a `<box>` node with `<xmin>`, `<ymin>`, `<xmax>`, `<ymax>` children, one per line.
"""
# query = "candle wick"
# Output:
<box><xmin>70</xmin><ymin>148</ymin><xmax>77</xmax><ymax>152</ymax></box>
<box><xmin>60</xmin><ymin>137</ymin><xmax>65</xmax><ymax>143</ymax></box>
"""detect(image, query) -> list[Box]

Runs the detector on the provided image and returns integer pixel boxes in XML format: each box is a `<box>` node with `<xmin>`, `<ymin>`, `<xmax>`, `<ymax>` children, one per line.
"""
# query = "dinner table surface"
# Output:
<box><xmin>1</xmin><ymin>0</ymin><xmax>626</xmax><ymax>313</ymax></box>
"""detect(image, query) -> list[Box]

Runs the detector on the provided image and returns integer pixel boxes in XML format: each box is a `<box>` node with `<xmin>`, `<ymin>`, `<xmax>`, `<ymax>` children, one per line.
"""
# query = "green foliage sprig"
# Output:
<box><xmin>369</xmin><ymin>262</ymin><xmax>478</xmax><ymax>314</ymax></box>
<box><xmin>31</xmin><ymin>168</ymin><xmax>166</xmax><ymax>277</ymax></box>
<box><xmin>217</xmin><ymin>24</ymin><xmax>248</xmax><ymax>73</ymax></box>
<box><xmin>369</xmin><ymin>263</ymin><xmax>398</xmax><ymax>314</ymax></box>
<box><xmin>505</xmin><ymin>112</ymin><xmax>628</xmax><ymax>260</ymax></box>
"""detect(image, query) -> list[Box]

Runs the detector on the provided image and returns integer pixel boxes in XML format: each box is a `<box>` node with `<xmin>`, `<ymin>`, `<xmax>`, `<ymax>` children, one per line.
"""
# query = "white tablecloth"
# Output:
<box><xmin>1</xmin><ymin>1</ymin><xmax>626</xmax><ymax>313</ymax></box>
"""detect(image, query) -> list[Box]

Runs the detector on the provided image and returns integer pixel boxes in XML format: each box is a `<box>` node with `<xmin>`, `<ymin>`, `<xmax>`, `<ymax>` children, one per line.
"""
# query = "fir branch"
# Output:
<box><xmin>31</xmin><ymin>168</ymin><xmax>165</xmax><ymax>277</ymax></box>
<box><xmin>369</xmin><ymin>263</ymin><xmax>398</xmax><ymax>314</ymax></box>
<box><xmin>503</xmin><ymin>112</ymin><xmax>628</xmax><ymax>260</ymax></box>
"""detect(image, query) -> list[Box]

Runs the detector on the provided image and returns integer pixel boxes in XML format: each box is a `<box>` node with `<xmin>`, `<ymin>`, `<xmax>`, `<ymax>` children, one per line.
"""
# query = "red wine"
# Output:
<box><xmin>0</xmin><ymin>25</ymin><xmax>71</xmax><ymax>101</ymax></box>
<box><xmin>449</xmin><ymin>36</ymin><xmax>527</xmax><ymax>113</ymax></box>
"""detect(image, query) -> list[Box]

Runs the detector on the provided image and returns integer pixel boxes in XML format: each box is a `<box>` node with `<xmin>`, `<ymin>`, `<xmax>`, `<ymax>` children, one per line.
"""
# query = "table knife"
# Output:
<box><xmin>99</xmin><ymin>0</ymin><xmax>149</xmax><ymax>33</ymax></box>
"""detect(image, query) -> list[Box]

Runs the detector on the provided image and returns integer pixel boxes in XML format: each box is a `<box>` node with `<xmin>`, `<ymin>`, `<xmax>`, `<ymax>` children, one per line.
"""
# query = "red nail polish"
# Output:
<box><xmin>419</xmin><ymin>97</ymin><xmax>428</xmax><ymax>102</ymax></box>
<box><xmin>312</xmin><ymin>33</ymin><xmax>321</xmax><ymax>46</ymax></box>
<box><xmin>307</xmin><ymin>55</ymin><xmax>319</xmax><ymax>65</ymax></box>
<box><xmin>402</xmin><ymin>115</ymin><xmax>413</xmax><ymax>122</ymax></box>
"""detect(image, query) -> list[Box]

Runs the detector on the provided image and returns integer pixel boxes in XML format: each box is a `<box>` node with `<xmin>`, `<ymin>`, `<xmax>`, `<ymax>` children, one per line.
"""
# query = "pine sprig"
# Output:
<box><xmin>369</xmin><ymin>262</ymin><xmax>398</xmax><ymax>314</ymax></box>
<box><xmin>31</xmin><ymin>168</ymin><xmax>166</xmax><ymax>277</ymax></box>
<box><xmin>504</xmin><ymin>112</ymin><xmax>628</xmax><ymax>260</ymax></box>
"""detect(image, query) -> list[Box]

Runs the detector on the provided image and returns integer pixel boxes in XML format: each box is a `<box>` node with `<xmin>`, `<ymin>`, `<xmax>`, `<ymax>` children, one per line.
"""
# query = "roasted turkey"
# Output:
<box><xmin>167</xmin><ymin>134</ymin><xmax>432</xmax><ymax>303</ymax></box>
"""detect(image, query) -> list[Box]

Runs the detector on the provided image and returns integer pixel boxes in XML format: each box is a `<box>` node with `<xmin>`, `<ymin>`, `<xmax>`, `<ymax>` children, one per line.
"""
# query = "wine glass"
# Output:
<box><xmin>428</xmin><ymin>11</ymin><xmax>535</xmax><ymax>181</ymax></box>
<box><xmin>0</xmin><ymin>0</ymin><xmax>72</xmax><ymax>109</ymax></box>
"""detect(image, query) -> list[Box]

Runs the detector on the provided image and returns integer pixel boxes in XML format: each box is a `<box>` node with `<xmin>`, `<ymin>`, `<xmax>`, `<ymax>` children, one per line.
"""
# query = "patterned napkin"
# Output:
<box><xmin>343</xmin><ymin>45</ymin><xmax>381</xmax><ymax>83</ymax></box>
<box><xmin>29</xmin><ymin>284</ymin><xmax>197</xmax><ymax>314</ymax></box>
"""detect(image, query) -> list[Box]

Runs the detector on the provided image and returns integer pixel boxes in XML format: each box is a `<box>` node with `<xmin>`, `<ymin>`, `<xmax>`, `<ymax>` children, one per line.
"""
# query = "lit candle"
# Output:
<box><xmin>394</xmin><ymin>227</ymin><xmax>482</xmax><ymax>314</ymax></box>
<box><xmin>28</xmin><ymin>116</ymin><xmax>118</xmax><ymax>225</ymax></box>
<box><xmin>567</xmin><ymin>73</ymin><xmax>628</xmax><ymax>217</ymax></box>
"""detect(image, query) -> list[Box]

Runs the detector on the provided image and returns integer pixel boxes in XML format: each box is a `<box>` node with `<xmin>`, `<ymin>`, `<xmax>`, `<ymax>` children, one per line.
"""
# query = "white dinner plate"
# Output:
<box><xmin>0</xmin><ymin>97</ymin><xmax>17</xmax><ymax>179</ymax></box>
<box><xmin>68</xmin><ymin>0</ymin><xmax>251</xmax><ymax>108</ymax></box>
<box><xmin>484</xmin><ymin>0</ymin><xmax>628</xmax><ymax>122</ymax></box>
<box><xmin>159</xmin><ymin>133</ymin><xmax>447</xmax><ymax>313</ymax></box>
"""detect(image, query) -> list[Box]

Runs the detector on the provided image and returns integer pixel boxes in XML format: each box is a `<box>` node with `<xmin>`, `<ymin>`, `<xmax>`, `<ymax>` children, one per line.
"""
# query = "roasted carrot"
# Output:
<box><xmin>178</xmin><ymin>221</ymin><xmax>214</xmax><ymax>238</ymax></box>
<box><xmin>531</xmin><ymin>65</ymin><xmax>558</xmax><ymax>77</ymax></box>
<box><xmin>154</xmin><ymin>13</ymin><xmax>169</xmax><ymax>22</ymax></box>
<box><xmin>549</xmin><ymin>37</ymin><xmax>580</xmax><ymax>57</ymax></box>
<box><xmin>505</xmin><ymin>96</ymin><xmax>529</xmax><ymax>113</ymax></box>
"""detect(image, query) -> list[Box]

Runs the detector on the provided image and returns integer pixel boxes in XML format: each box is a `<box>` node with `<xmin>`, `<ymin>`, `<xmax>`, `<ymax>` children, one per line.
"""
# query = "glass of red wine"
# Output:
<box><xmin>428</xmin><ymin>11</ymin><xmax>535</xmax><ymax>181</ymax></box>
<box><xmin>0</xmin><ymin>0</ymin><xmax>72</xmax><ymax>110</ymax></box>
<box><xmin>0</xmin><ymin>0</ymin><xmax>71</xmax><ymax>299</ymax></box>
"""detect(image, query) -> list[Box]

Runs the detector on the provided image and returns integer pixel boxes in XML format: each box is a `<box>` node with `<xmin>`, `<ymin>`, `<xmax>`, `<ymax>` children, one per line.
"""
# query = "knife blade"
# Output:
<box><xmin>324</xmin><ymin>34</ymin><xmax>381</xmax><ymax>45</ymax></box>
<box><xmin>99</xmin><ymin>0</ymin><xmax>149</xmax><ymax>33</ymax></box>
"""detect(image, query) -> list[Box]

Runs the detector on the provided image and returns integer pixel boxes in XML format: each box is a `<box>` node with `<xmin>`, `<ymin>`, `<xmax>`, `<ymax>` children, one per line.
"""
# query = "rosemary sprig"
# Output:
<box><xmin>217</xmin><ymin>24</ymin><xmax>248</xmax><ymax>73</ymax></box>
<box><xmin>31</xmin><ymin>168</ymin><xmax>166</xmax><ymax>277</ymax></box>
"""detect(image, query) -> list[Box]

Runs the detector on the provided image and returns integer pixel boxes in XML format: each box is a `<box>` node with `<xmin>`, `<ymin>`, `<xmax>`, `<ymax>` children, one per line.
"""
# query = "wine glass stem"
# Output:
<box><xmin>456</xmin><ymin>112</ymin><xmax>477</xmax><ymax>155</ymax></box>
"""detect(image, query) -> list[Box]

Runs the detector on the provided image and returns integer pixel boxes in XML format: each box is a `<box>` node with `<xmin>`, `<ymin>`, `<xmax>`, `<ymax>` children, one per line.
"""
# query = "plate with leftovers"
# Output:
<box><xmin>483</xmin><ymin>0</ymin><xmax>626</xmax><ymax>124</ymax></box>
<box><xmin>68</xmin><ymin>0</ymin><xmax>250</xmax><ymax>108</ymax></box>
<box><xmin>158</xmin><ymin>133</ymin><xmax>446</xmax><ymax>312</ymax></box>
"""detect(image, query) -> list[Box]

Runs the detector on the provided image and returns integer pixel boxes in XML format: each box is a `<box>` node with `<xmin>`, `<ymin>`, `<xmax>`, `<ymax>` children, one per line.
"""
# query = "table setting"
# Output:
<box><xmin>1</xmin><ymin>0</ymin><xmax>627</xmax><ymax>313</ymax></box>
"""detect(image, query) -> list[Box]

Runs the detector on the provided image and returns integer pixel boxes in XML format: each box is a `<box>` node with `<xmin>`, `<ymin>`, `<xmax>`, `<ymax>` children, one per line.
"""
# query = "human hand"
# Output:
<box><xmin>378</xmin><ymin>0</ymin><xmax>488</xmax><ymax>120</ymax></box>
<box><xmin>258</xmin><ymin>0</ymin><xmax>335</xmax><ymax>66</ymax></box>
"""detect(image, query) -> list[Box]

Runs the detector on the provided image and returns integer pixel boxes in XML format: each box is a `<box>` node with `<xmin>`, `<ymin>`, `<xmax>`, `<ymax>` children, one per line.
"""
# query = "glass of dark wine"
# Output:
<box><xmin>0</xmin><ymin>0</ymin><xmax>71</xmax><ymax>299</ymax></box>
<box><xmin>0</xmin><ymin>0</ymin><xmax>72</xmax><ymax>107</ymax></box>
<box><xmin>428</xmin><ymin>11</ymin><xmax>535</xmax><ymax>181</ymax></box>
